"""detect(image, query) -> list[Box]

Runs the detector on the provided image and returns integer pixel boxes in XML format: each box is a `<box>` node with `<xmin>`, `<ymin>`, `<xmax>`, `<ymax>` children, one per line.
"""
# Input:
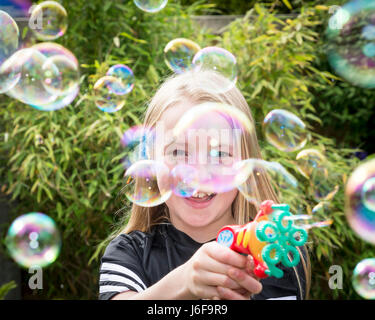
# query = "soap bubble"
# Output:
<box><xmin>325</xmin><ymin>0</ymin><xmax>375</xmax><ymax>88</ymax></box>
<box><xmin>296</xmin><ymin>149</ymin><xmax>339</xmax><ymax>201</ymax></box>
<box><xmin>5</xmin><ymin>212</ymin><xmax>61</xmax><ymax>268</ymax></box>
<box><xmin>192</xmin><ymin>47</ymin><xmax>237</xmax><ymax>92</ymax></box>
<box><xmin>283</xmin><ymin>214</ymin><xmax>333</xmax><ymax>230</ymax></box>
<box><xmin>42</xmin><ymin>55</ymin><xmax>80</xmax><ymax>96</ymax></box>
<box><xmin>164</xmin><ymin>38</ymin><xmax>201</xmax><ymax>74</ymax></box>
<box><xmin>235</xmin><ymin>158</ymin><xmax>298</xmax><ymax>205</ymax></box>
<box><xmin>345</xmin><ymin>158</ymin><xmax>375</xmax><ymax>244</ymax></box>
<box><xmin>106</xmin><ymin>64</ymin><xmax>134</xmax><ymax>95</ymax></box>
<box><xmin>0</xmin><ymin>52</ymin><xmax>21</xmax><ymax>94</ymax></box>
<box><xmin>352</xmin><ymin>258</ymin><xmax>375</xmax><ymax>300</ymax></box>
<box><xmin>123</xmin><ymin>160</ymin><xmax>172</xmax><ymax>207</ymax></box>
<box><xmin>7</xmin><ymin>48</ymin><xmax>58</xmax><ymax>107</ymax></box>
<box><xmin>170</xmin><ymin>164</ymin><xmax>199</xmax><ymax>198</ymax></box>
<box><xmin>93</xmin><ymin>76</ymin><xmax>126</xmax><ymax>113</ymax></box>
<box><xmin>133</xmin><ymin>0</ymin><xmax>168</xmax><ymax>13</ymax></box>
<box><xmin>0</xmin><ymin>10</ymin><xmax>19</xmax><ymax>65</ymax></box>
<box><xmin>263</xmin><ymin>109</ymin><xmax>307</xmax><ymax>152</ymax></box>
<box><xmin>169</xmin><ymin>102</ymin><xmax>253</xmax><ymax>193</ymax></box>
<box><xmin>30</xmin><ymin>1</ymin><xmax>68</xmax><ymax>41</ymax></box>
<box><xmin>32</xmin><ymin>42</ymin><xmax>79</xmax><ymax>68</ymax></box>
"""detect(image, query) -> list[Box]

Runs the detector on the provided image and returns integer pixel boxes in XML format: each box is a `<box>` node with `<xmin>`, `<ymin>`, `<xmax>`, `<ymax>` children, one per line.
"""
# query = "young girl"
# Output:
<box><xmin>99</xmin><ymin>70</ymin><xmax>311</xmax><ymax>300</ymax></box>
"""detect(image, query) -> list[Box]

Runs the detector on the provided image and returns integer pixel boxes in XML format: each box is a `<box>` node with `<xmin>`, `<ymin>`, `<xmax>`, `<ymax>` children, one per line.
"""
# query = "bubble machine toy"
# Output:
<box><xmin>216</xmin><ymin>200</ymin><xmax>308</xmax><ymax>278</ymax></box>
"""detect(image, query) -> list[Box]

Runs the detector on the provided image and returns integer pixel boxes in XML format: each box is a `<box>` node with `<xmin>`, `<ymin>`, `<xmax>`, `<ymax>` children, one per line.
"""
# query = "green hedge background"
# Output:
<box><xmin>0</xmin><ymin>0</ymin><xmax>374</xmax><ymax>299</ymax></box>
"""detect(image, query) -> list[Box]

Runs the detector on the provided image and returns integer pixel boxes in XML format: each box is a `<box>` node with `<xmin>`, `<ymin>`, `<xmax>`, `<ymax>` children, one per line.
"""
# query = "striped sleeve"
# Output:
<box><xmin>99</xmin><ymin>235</ymin><xmax>148</xmax><ymax>300</ymax></box>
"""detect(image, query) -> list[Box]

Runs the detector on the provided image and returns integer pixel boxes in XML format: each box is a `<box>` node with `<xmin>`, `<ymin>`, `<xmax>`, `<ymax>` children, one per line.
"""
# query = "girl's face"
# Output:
<box><xmin>158</xmin><ymin>101</ymin><xmax>239</xmax><ymax>230</ymax></box>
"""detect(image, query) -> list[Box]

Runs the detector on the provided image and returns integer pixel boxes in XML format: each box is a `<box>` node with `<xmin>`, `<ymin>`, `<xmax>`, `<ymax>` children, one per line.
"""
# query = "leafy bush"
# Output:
<box><xmin>0</xmin><ymin>0</ymin><xmax>373</xmax><ymax>299</ymax></box>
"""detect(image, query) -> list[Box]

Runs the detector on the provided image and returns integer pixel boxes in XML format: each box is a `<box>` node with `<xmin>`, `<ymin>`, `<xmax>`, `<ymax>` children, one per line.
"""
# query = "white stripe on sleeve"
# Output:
<box><xmin>267</xmin><ymin>295</ymin><xmax>297</xmax><ymax>300</ymax></box>
<box><xmin>100</xmin><ymin>285</ymin><xmax>133</xmax><ymax>294</ymax></box>
<box><xmin>100</xmin><ymin>262</ymin><xmax>147</xmax><ymax>289</ymax></box>
<box><xmin>100</xmin><ymin>274</ymin><xmax>145</xmax><ymax>293</ymax></box>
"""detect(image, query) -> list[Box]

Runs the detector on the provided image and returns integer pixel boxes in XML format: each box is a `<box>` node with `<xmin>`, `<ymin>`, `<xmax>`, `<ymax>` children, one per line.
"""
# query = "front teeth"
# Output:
<box><xmin>193</xmin><ymin>191</ymin><xmax>214</xmax><ymax>198</ymax></box>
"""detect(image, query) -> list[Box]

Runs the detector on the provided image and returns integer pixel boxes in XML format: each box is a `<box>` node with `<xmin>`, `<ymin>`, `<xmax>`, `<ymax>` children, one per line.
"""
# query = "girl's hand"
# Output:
<box><xmin>181</xmin><ymin>242</ymin><xmax>262</xmax><ymax>300</ymax></box>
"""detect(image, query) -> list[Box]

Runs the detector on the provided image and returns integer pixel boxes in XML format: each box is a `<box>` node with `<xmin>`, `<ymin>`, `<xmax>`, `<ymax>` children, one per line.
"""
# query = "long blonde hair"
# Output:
<box><xmin>120</xmin><ymin>70</ymin><xmax>311</xmax><ymax>299</ymax></box>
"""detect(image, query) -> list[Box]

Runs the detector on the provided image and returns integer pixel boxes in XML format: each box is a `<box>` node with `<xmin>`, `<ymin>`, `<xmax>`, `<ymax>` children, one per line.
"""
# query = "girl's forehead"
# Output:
<box><xmin>160</xmin><ymin>102</ymin><xmax>234</xmax><ymax>132</ymax></box>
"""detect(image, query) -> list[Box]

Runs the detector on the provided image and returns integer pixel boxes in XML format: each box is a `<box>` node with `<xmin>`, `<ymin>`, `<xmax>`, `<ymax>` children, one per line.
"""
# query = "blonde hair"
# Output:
<box><xmin>120</xmin><ymin>70</ymin><xmax>311</xmax><ymax>299</ymax></box>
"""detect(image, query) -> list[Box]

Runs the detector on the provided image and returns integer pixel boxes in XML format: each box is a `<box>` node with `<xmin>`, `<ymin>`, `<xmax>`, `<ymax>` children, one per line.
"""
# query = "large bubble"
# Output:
<box><xmin>296</xmin><ymin>149</ymin><xmax>339</xmax><ymax>201</ymax></box>
<box><xmin>345</xmin><ymin>158</ymin><xmax>375</xmax><ymax>244</ymax></box>
<box><xmin>170</xmin><ymin>164</ymin><xmax>200</xmax><ymax>198</ymax></box>
<box><xmin>263</xmin><ymin>109</ymin><xmax>307</xmax><ymax>152</ymax></box>
<box><xmin>326</xmin><ymin>0</ymin><xmax>375</xmax><ymax>88</ymax></box>
<box><xmin>192</xmin><ymin>47</ymin><xmax>237</xmax><ymax>93</ymax></box>
<box><xmin>123</xmin><ymin>160</ymin><xmax>172</xmax><ymax>207</ymax></box>
<box><xmin>5</xmin><ymin>212</ymin><xmax>61</xmax><ymax>268</ymax></box>
<box><xmin>93</xmin><ymin>76</ymin><xmax>126</xmax><ymax>113</ymax></box>
<box><xmin>106</xmin><ymin>64</ymin><xmax>135</xmax><ymax>96</ymax></box>
<box><xmin>7</xmin><ymin>48</ymin><xmax>58</xmax><ymax>107</ymax></box>
<box><xmin>30</xmin><ymin>1</ymin><xmax>68</xmax><ymax>41</ymax></box>
<box><xmin>352</xmin><ymin>258</ymin><xmax>375</xmax><ymax>300</ymax></box>
<box><xmin>164</xmin><ymin>38</ymin><xmax>201</xmax><ymax>74</ymax></box>
<box><xmin>167</xmin><ymin>102</ymin><xmax>253</xmax><ymax>193</ymax></box>
<box><xmin>133</xmin><ymin>0</ymin><xmax>168</xmax><ymax>13</ymax></box>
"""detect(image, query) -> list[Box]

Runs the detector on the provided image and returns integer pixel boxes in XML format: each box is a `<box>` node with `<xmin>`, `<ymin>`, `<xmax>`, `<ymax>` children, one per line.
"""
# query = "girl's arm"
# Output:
<box><xmin>111</xmin><ymin>242</ymin><xmax>262</xmax><ymax>300</ymax></box>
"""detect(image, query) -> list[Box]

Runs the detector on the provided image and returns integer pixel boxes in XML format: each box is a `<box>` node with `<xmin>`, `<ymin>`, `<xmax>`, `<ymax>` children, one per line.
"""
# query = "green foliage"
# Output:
<box><xmin>0</xmin><ymin>0</ymin><xmax>373</xmax><ymax>300</ymax></box>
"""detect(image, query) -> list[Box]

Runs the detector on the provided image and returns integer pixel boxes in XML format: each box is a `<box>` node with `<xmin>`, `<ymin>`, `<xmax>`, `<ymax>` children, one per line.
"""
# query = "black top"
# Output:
<box><xmin>99</xmin><ymin>222</ymin><xmax>308</xmax><ymax>300</ymax></box>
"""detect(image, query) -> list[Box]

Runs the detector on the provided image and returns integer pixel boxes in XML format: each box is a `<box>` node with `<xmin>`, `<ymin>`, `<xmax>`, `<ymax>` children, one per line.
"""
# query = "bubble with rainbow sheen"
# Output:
<box><xmin>124</xmin><ymin>160</ymin><xmax>172</xmax><ymax>207</ymax></box>
<box><xmin>325</xmin><ymin>0</ymin><xmax>375</xmax><ymax>88</ymax></box>
<box><xmin>7</xmin><ymin>48</ymin><xmax>58</xmax><ymax>107</ymax></box>
<box><xmin>93</xmin><ymin>76</ymin><xmax>126</xmax><ymax>113</ymax></box>
<box><xmin>5</xmin><ymin>212</ymin><xmax>61</xmax><ymax>268</ymax></box>
<box><xmin>352</xmin><ymin>258</ymin><xmax>375</xmax><ymax>300</ymax></box>
<box><xmin>106</xmin><ymin>64</ymin><xmax>134</xmax><ymax>96</ymax></box>
<box><xmin>192</xmin><ymin>47</ymin><xmax>237</xmax><ymax>92</ymax></box>
<box><xmin>345</xmin><ymin>158</ymin><xmax>375</xmax><ymax>244</ymax></box>
<box><xmin>170</xmin><ymin>164</ymin><xmax>200</xmax><ymax>198</ymax></box>
<box><xmin>31</xmin><ymin>85</ymin><xmax>79</xmax><ymax>111</ymax></box>
<box><xmin>133</xmin><ymin>0</ymin><xmax>168</xmax><ymax>13</ymax></box>
<box><xmin>30</xmin><ymin>1</ymin><xmax>68</xmax><ymax>41</ymax></box>
<box><xmin>235</xmin><ymin>158</ymin><xmax>298</xmax><ymax>206</ymax></box>
<box><xmin>263</xmin><ymin>109</ymin><xmax>307</xmax><ymax>153</ymax></box>
<box><xmin>164</xmin><ymin>38</ymin><xmax>201</xmax><ymax>74</ymax></box>
<box><xmin>42</xmin><ymin>55</ymin><xmax>80</xmax><ymax>96</ymax></box>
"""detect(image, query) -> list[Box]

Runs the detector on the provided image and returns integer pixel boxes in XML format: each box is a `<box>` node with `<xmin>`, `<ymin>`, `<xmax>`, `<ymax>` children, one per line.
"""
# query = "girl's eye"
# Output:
<box><xmin>210</xmin><ymin>150</ymin><xmax>231</xmax><ymax>158</ymax></box>
<box><xmin>173</xmin><ymin>149</ymin><xmax>188</xmax><ymax>157</ymax></box>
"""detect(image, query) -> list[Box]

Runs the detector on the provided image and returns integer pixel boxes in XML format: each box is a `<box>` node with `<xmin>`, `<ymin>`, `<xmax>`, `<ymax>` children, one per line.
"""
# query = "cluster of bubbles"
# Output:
<box><xmin>1</xmin><ymin>1</ymin><xmax>76</xmax><ymax>269</ymax></box>
<box><xmin>326</xmin><ymin>0</ymin><xmax>375</xmax><ymax>88</ymax></box>
<box><xmin>93</xmin><ymin>64</ymin><xmax>135</xmax><ymax>113</ymax></box>
<box><xmin>164</xmin><ymin>38</ymin><xmax>238</xmax><ymax>93</ymax></box>
<box><xmin>0</xmin><ymin>1</ymin><xmax>79</xmax><ymax>111</ymax></box>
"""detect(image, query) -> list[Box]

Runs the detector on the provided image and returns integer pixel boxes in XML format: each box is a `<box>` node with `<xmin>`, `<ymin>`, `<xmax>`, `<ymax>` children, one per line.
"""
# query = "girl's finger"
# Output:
<box><xmin>197</xmin><ymin>270</ymin><xmax>243</xmax><ymax>290</ymax></box>
<box><xmin>216</xmin><ymin>286</ymin><xmax>250</xmax><ymax>300</ymax></box>
<box><xmin>227</xmin><ymin>267</ymin><xmax>263</xmax><ymax>294</ymax></box>
<box><xmin>204</xmin><ymin>242</ymin><xmax>247</xmax><ymax>269</ymax></box>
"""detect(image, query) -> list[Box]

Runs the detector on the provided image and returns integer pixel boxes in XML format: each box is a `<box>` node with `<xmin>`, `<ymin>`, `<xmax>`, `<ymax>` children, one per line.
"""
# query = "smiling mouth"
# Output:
<box><xmin>188</xmin><ymin>191</ymin><xmax>217</xmax><ymax>203</ymax></box>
